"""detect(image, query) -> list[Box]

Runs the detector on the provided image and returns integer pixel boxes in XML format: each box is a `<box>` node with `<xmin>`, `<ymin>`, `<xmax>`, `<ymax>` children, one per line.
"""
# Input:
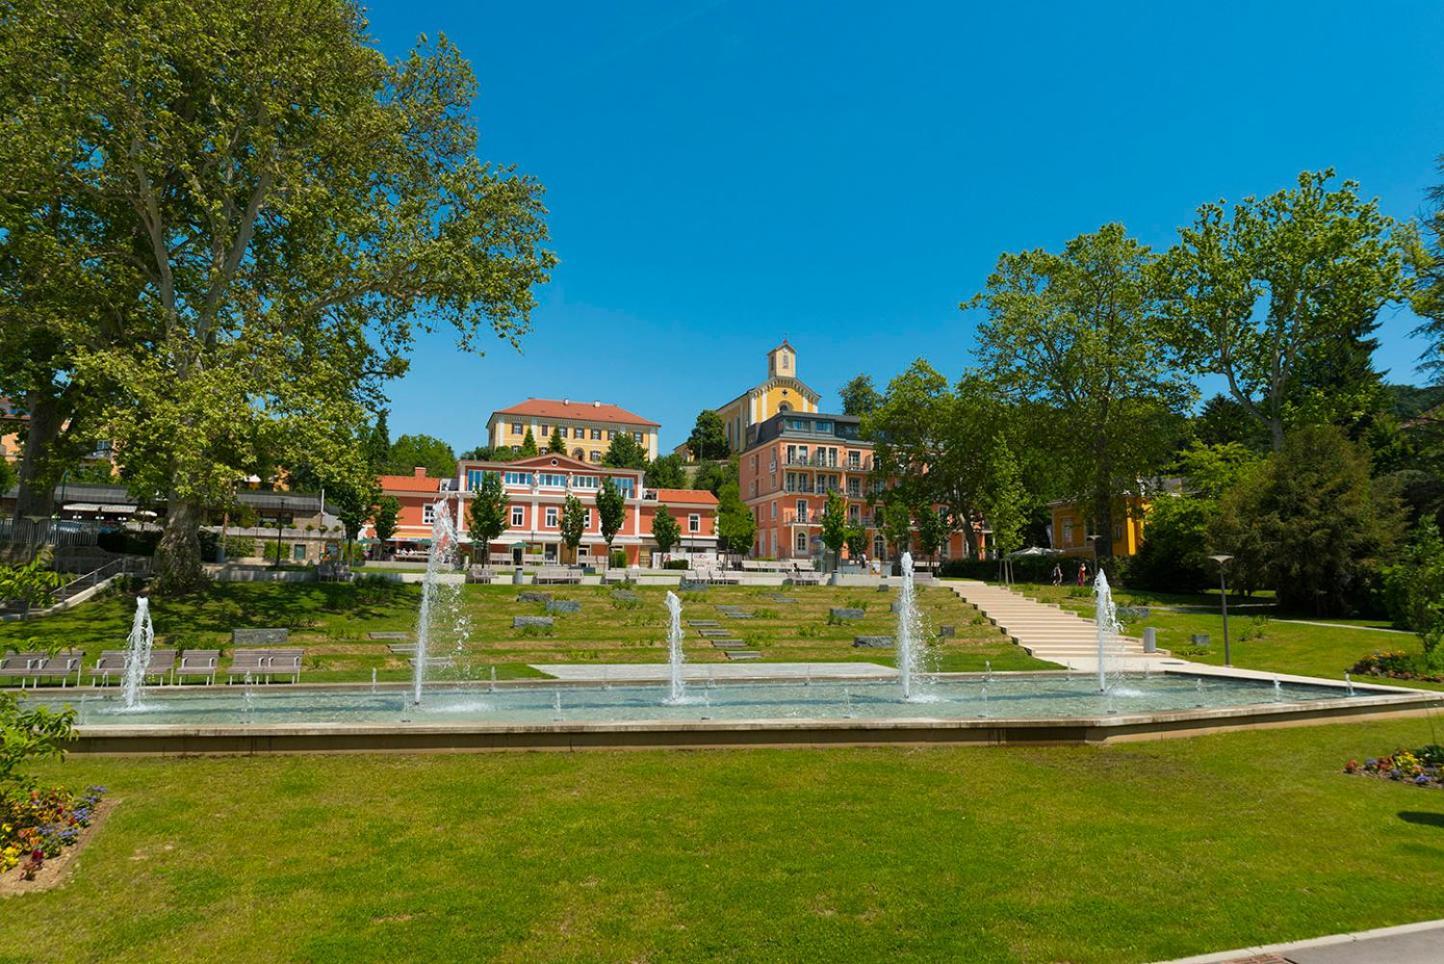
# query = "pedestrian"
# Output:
<box><xmin>1076</xmin><ymin>561</ymin><xmax>1087</xmax><ymax>586</ymax></box>
<box><xmin>1051</xmin><ymin>563</ymin><xmax>1062</xmax><ymax>586</ymax></box>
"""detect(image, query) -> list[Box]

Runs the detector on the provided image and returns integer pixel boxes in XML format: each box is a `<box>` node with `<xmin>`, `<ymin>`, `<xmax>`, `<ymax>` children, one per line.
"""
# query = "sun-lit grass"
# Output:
<box><xmin>1002</xmin><ymin>581</ymin><xmax>1437</xmax><ymax>689</ymax></box>
<box><xmin>0</xmin><ymin>580</ymin><xmax>1052</xmax><ymax>684</ymax></box>
<box><xmin>5</xmin><ymin>716</ymin><xmax>1444</xmax><ymax>961</ymax></box>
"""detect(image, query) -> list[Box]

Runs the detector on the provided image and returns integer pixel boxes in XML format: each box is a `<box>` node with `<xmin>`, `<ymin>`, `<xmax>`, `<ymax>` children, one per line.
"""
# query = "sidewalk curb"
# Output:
<box><xmin>1162</xmin><ymin>918</ymin><xmax>1444</xmax><ymax>963</ymax></box>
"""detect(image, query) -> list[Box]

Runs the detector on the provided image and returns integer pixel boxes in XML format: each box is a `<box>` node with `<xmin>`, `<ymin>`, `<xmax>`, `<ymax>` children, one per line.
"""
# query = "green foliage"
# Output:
<box><xmin>980</xmin><ymin>435</ymin><xmax>1025</xmax><ymax>557</ymax></box>
<box><xmin>839</xmin><ymin>374</ymin><xmax>882</xmax><ymax>416</ymax></box>
<box><xmin>0</xmin><ymin>2</ymin><xmax>554</xmax><ymax>590</ymax></box>
<box><xmin>1381</xmin><ymin>522</ymin><xmax>1444</xmax><ymax>654</ymax></box>
<box><xmin>595</xmin><ymin>479</ymin><xmax>626</xmax><ymax>551</ymax></box>
<box><xmin>466</xmin><ymin>472</ymin><xmax>509</xmax><ymax>565</ymax></box>
<box><xmin>384</xmin><ymin>435</ymin><xmax>456</xmax><ymax>479</ymax></box>
<box><xmin>844</xmin><ymin>524</ymin><xmax>868</xmax><ymax>561</ymax></box>
<box><xmin>644</xmin><ymin>454</ymin><xmax>688</xmax><ymax>489</ymax></box>
<box><xmin>972</xmin><ymin>223</ymin><xmax>1192</xmax><ymax>560</ymax></box>
<box><xmin>1159</xmin><ymin>170</ymin><xmax>1408</xmax><ymax>450</ymax></box>
<box><xmin>603</xmin><ymin>432</ymin><xmax>647</xmax><ymax>469</ymax></box>
<box><xmin>372</xmin><ymin>496</ymin><xmax>400</xmax><ymax>546</ymax></box>
<box><xmin>691</xmin><ymin>458</ymin><xmax>735</xmax><ymax>496</ymax></box>
<box><xmin>915</xmin><ymin>505</ymin><xmax>946</xmax><ymax>563</ymax></box>
<box><xmin>519</xmin><ymin>430</ymin><xmax>539</xmax><ymax>457</ymax></box>
<box><xmin>1212</xmin><ymin>425</ymin><xmax>1402</xmax><ymax>613</ymax></box>
<box><xmin>1175</xmin><ymin>441</ymin><xmax>1262</xmax><ymax>502</ymax></box>
<box><xmin>880</xmin><ymin>496</ymin><xmax>912</xmax><ymax>557</ymax></box>
<box><xmin>716</xmin><ymin>481</ymin><xmax>756</xmax><ymax>557</ymax></box>
<box><xmin>820</xmin><ymin>490</ymin><xmax>848</xmax><ymax>569</ymax></box>
<box><xmin>0</xmin><ymin>557</ymin><xmax>65</xmax><ymax>606</ymax></box>
<box><xmin>559</xmin><ymin>493</ymin><xmax>586</xmax><ymax>559</ymax></box>
<box><xmin>686</xmin><ymin>410</ymin><xmax>729</xmax><ymax>461</ymax></box>
<box><xmin>548</xmin><ymin>429</ymin><xmax>566</xmax><ymax>454</ymax></box>
<box><xmin>651</xmin><ymin>505</ymin><xmax>681</xmax><ymax>556</ymax></box>
<box><xmin>1127</xmin><ymin>495</ymin><xmax>1214</xmax><ymax>593</ymax></box>
<box><xmin>609</xmin><ymin>549</ymin><xmax>628</xmax><ymax>569</ymax></box>
<box><xmin>0</xmin><ymin>691</ymin><xmax>74</xmax><ymax>794</ymax></box>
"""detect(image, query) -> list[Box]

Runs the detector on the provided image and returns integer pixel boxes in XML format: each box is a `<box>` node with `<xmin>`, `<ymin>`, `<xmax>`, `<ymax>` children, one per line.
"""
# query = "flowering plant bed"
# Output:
<box><xmin>1</xmin><ymin>785</ymin><xmax>109</xmax><ymax>895</ymax></box>
<box><xmin>1349</xmin><ymin>651</ymin><xmax>1444</xmax><ymax>683</ymax></box>
<box><xmin>1344</xmin><ymin>745</ymin><xmax>1444</xmax><ymax>787</ymax></box>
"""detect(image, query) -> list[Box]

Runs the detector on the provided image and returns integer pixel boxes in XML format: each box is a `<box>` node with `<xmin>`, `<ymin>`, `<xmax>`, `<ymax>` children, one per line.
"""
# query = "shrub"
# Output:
<box><xmin>0</xmin><ymin>558</ymin><xmax>66</xmax><ymax>607</ymax></box>
<box><xmin>97</xmin><ymin>528</ymin><xmax>160</xmax><ymax>556</ymax></box>
<box><xmin>609</xmin><ymin>549</ymin><xmax>628</xmax><ymax>569</ymax></box>
<box><xmin>1381</xmin><ymin>523</ymin><xmax>1444</xmax><ymax>655</ymax></box>
<box><xmin>662</xmin><ymin>559</ymin><xmax>689</xmax><ymax>571</ymax></box>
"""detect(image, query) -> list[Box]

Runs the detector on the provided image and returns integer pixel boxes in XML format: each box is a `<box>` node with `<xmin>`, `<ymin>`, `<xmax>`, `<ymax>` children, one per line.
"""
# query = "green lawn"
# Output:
<box><xmin>0</xmin><ymin>581</ymin><xmax>1051</xmax><ymax>684</ymax></box>
<box><xmin>1000</xmin><ymin>581</ymin><xmax>1434</xmax><ymax>688</ymax></box>
<box><xmin>5</xmin><ymin>716</ymin><xmax>1444</xmax><ymax>961</ymax></box>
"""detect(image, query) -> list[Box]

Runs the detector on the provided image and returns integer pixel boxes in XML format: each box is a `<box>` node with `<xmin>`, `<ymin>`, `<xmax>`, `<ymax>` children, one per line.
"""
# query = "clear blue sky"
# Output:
<box><xmin>364</xmin><ymin>0</ymin><xmax>1444</xmax><ymax>452</ymax></box>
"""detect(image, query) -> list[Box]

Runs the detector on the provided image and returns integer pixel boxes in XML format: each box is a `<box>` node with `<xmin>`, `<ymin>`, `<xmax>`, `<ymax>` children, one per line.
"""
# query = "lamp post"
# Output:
<box><xmin>1209</xmin><ymin>554</ymin><xmax>1234</xmax><ymax>667</ymax></box>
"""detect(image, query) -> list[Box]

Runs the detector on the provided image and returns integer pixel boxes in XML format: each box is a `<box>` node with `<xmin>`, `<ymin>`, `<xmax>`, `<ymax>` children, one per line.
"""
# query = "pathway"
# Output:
<box><xmin>1166</xmin><ymin>917</ymin><xmax>1444</xmax><ymax>963</ymax></box>
<box><xmin>533</xmin><ymin>662</ymin><xmax>895</xmax><ymax>682</ymax></box>
<box><xmin>946</xmin><ymin>580</ymin><xmax>1165</xmax><ymax>669</ymax></box>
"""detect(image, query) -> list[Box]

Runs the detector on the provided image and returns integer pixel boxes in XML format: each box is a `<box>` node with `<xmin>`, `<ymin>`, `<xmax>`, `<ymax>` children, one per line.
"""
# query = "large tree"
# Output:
<box><xmin>820</xmin><ymin>490</ymin><xmax>848</xmax><ymax>572</ymax></box>
<box><xmin>971</xmin><ymin>224</ymin><xmax>1191</xmax><ymax>561</ymax></box>
<box><xmin>715</xmin><ymin>480</ymin><xmax>756</xmax><ymax>557</ymax></box>
<box><xmin>644</xmin><ymin>454</ymin><xmax>687</xmax><ymax>489</ymax></box>
<box><xmin>595</xmin><ymin>478</ymin><xmax>626</xmax><ymax>562</ymax></box>
<box><xmin>465</xmin><ymin>471</ymin><xmax>508</xmax><ymax>567</ymax></box>
<box><xmin>839</xmin><ymin>374</ymin><xmax>882</xmax><ymax>416</ymax></box>
<box><xmin>686</xmin><ymin>410</ymin><xmax>729</xmax><ymax>461</ymax></box>
<box><xmin>385</xmin><ymin>435</ymin><xmax>456</xmax><ymax>480</ymax></box>
<box><xmin>0</xmin><ymin>1</ymin><xmax>555</xmax><ymax>588</ymax></box>
<box><xmin>603</xmin><ymin>432</ymin><xmax>647</xmax><ymax>469</ymax></box>
<box><xmin>1158</xmin><ymin>170</ymin><xmax>1407</xmax><ymax>450</ymax></box>
<box><xmin>559</xmin><ymin>493</ymin><xmax>585</xmax><ymax>564</ymax></box>
<box><xmin>651</xmin><ymin>504</ymin><xmax>680</xmax><ymax>559</ymax></box>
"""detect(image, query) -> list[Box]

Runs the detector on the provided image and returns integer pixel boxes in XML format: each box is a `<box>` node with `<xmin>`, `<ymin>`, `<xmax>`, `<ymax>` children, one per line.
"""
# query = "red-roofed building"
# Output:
<box><xmin>486</xmin><ymin>398</ymin><xmax>660</xmax><ymax>463</ymax></box>
<box><xmin>368</xmin><ymin>455</ymin><xmax>719</xmax><ymax>565</ymax></box>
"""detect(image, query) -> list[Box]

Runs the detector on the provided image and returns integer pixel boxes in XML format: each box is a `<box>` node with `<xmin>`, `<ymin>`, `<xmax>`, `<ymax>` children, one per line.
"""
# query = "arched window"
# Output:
<box><xmin>778</xmin><ymin>401</ymin><xmax>792</xmax><ymax>413</ymax></box>
<box><xmin>572</xmin><ymin>448</ymin><xmax>585</xmax><ymax>460</ymax></box>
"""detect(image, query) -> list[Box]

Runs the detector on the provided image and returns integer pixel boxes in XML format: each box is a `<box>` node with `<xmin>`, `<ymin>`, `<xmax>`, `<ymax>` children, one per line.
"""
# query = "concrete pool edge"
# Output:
<box><xmin>58</xmin><ymin>675</ymin><xmax>1444</xmax><ymax>755</ymax></box>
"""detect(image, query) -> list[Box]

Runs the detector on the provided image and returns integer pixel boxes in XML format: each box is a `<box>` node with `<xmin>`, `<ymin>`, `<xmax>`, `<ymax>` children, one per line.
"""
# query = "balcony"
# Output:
<box><xmin>782</xmin><ymin>510</ymin><xmax>814</xmax><ymax>525</ymax></box>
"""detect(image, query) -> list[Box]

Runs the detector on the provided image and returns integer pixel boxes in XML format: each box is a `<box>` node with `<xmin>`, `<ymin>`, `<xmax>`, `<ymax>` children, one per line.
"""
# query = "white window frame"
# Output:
<box><xmin>545</xmin><ymin>506</ymin><xmax>558</xmax><ymax>527</ymax></box>
<box><xmin>688</xmin><ymin>513</ymin><xmax>700</xmax><ymax>533</ymax></box>
<box><xmin>511</xmin><ymin>506</ymin><xmax>524</xmax><ymax>527</ymax></box>
<box><xmin>422</xmin><ymin>504</ymin><xmax>436</xmax><ymax>525</ymax></box>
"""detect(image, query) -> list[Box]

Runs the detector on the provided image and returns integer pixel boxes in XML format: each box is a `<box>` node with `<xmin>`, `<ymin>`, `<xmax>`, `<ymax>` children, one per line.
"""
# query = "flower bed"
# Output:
<box><xmin>1349</xmin><ymin>650</ymin><xmax>1444</xmax><ymax>683</ymax></box>
<box><xmin>1344</xmin><ymin>745</ymin><xmax>1444</xmax><ymax>787</ymax></box>
<box><xmin>2</xmin><ymin>785</ymin><xmax>106</xmax><ymax>881</ymax></box>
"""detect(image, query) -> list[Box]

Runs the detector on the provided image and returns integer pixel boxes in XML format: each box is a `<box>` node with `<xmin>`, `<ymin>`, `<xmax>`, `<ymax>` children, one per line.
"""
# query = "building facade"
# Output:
<box><xmin>1048</xmin><ymin>480</ymin><xmax>1182</xmax><ymax>559</ymax></box>
<box><xmin>372</xmin><ymin>455</ymin><xmax>718</xmax><ymax>565</ymax></box>
<box><xmin>712</xmin><ymin>341</ymin><xmax>821</xmax><ymax>454</ymax></box>
<box><xmin>485</xmin><ymin>399</ymin><xmax>660</xmax><ymax>464</ymax></box>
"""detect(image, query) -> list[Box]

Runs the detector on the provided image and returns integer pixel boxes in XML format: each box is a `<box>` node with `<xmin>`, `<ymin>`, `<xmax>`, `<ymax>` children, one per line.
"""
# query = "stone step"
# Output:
<box><xmin>724</xmin><ymin>650</ymin><xmax>761</xmax><ymax>660</ymax></box>
<box><xmin>711</xmin><ymin>639</ymin><xmax>748</xmax><ymax>650</ymax></box>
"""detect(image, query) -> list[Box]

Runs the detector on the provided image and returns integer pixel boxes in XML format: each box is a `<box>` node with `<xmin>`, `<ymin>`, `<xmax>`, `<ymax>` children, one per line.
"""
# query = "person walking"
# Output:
<box><xmin>1076</xmin><ymin>560</ymin><xmax>1087</xmax><ymax>586</ymax></box>
<box><xmin>1051</xmin><ymin>563</ymin><xmax>1062</xmax><ymax>586</ymax></box>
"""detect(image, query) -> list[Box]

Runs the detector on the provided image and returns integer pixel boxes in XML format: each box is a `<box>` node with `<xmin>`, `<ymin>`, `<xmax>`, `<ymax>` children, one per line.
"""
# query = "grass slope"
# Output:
<box><xmin>0</xmin><ymin>582</ymin><xmax>1051</xmax><ymax>683</ymax></box>
<box><xmin>5</xmin><ymin>717</ymin><xmax>1444</xmax><ymax>961</ymax></box>
<box><xmin>1006</xmin><ymin>582</ymin><xmax>1435</xmax><ymax>689</ymax></box>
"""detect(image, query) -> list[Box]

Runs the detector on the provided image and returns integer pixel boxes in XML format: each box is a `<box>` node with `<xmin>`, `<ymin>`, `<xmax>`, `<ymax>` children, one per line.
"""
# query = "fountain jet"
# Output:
<box><xmin>896</xmin><ymin>552</ymin><xmax>924</xmax><ymax>700</ymax></box>
<box><xmin>413</xmin><ymin>497</ymin><xmax>462</xmax><ymax>705</ymax></box>
<box><xmin>663</xmin><ymin>590</ymin><xmax>687</xmax><ymax>704</ymax></box>
<box><xmin>120</xmin><ymin>595</ymin><xmax>155</xmax><ymax>710</ymax></box>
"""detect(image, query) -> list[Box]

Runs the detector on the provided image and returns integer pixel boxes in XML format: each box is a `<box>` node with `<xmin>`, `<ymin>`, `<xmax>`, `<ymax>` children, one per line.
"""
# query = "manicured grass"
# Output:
<box><xmin>1004</xmin><ymin>582</ymin><xmax>1436</xmax><ymax>689</ymax></box>
<box><xmin>5</xmin><ymin>716</ymin><xmax>1444</xmax><ymax>961</ymax></box>
<box><xmin>0</xmin><ymin>581</ymin><xmax>1051</xmax><ymax>684</ymax></box>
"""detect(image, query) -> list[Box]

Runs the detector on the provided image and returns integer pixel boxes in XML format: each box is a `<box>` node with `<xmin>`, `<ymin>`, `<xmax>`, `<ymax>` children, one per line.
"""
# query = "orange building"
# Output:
<box><xmin>738</xmin><ymin>411</ymin><xmax>980</xmax><ymax>564</ymax></box>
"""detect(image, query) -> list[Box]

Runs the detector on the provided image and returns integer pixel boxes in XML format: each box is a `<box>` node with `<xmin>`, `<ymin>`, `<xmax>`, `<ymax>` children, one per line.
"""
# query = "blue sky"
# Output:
<box><xmin>364</xmin><ymin>0</ymin><xmax>1444</xmax><ymax>452</ymax></box>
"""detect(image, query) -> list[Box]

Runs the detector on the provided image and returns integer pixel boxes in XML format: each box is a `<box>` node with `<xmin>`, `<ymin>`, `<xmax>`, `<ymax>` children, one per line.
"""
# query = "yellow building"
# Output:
<box><xmin>712</xmin><ymin>341</ymin><xmax>821</xmax><ymax>453</ymax></box>
<box><xmin>1048</xmin><ymin>480</ymin><xmax>1182</xmax><ymax>558</ymax></box>
<box><xmin>486</xmin><ymin>398</ymin><xmax>660</xmax><ymax>464</ymax></box>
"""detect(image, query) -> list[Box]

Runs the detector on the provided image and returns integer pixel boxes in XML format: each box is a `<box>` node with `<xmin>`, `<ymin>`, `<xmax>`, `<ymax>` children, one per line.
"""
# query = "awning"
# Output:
<box><xmin>60</xmin><ymin>502</ymin><xmax>132</xmax><ymax>513</ymax></box>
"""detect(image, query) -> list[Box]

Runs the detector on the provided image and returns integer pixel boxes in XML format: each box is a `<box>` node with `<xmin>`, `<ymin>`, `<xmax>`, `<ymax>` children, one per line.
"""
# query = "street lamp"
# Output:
<box><xmin>1209</xmin><ymin>554</ymin><xmax>1234</xmax><ymax>667</ymax></box>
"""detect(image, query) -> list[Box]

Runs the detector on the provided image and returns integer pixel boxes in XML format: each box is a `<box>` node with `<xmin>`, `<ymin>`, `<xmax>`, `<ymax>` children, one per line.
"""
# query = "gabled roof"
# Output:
<box><xmin>488</xmin><ymin>398</ymin><xmax>660</xmax><ymax>428</ymax></box>
<box><xmin>460</xmin><ymin>453</ymin><xmax>641</xmax><ymax>475</ymax></box>
<box><xmin>651</xmin><ymin>488</ymin><xmax>719</xmax><ymax>505</ymax></box>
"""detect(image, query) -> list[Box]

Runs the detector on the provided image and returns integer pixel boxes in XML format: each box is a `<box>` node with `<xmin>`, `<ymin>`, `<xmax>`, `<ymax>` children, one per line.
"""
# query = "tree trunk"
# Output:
<box><xmin>1093</xmin><ymin>488</ymin><xmax>1114</xmax><ymax>564</ymax></box>
<box><xmin>15</xmin><ymin>392</ymin><xmax>64</xmax><ymax>520</ymax></box>
<box><xmin>152</xmin><ymin>495</ymin><xmax>208</xmax><ymax>593</ymax></box>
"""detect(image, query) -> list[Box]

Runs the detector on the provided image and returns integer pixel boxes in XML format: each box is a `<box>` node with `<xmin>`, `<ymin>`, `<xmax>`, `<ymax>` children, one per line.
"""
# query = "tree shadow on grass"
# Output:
<box><xmin>1399</xmin><ymin>811</ymin><xmax>1444</xmax><ymax>829</ymax></box>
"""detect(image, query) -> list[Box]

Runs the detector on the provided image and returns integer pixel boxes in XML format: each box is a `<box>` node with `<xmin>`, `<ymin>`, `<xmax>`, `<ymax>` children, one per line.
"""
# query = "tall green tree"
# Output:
<box><xmin>844</xmin><ymin>524</ymin><xmax>868</xmax><ymax>563</ymax></box>
<box><xmin>980</xmin><ymin>435</ymin><xmax>1026</xmax><ymax>560</ymax></box>
<box><xmin>547</xmin><ymin>428</ymin><xmax>566</xmax><ymax>454</ymax></box>
<box><xmin>651</xmin><ymin>504</ymin><xmax>680</xmax><ymax>559</ymax></box>
<box><xmin>644</xmin><ymin>454</ymin><xmax>687</xmax><ymax>489</ymax></box>
<box><xmin>1158</xmin><ymin>170</ymin><xmax>1407</xmax><ymax>450</ymax></box>
<box><xmin>839</xmin><ymin>374</ymin><xmax>883</xmax><ymax>416</ymax></box>
<box><xmin>880</xmin><ymin>495</ymin><xmax>913</xmax><ymax>561</ymax></box>
<box><xmin>715</xmin><ymin>481</ymin><xmax>756</xmax><ymax>557</ymax></box>
<box><xmin>1211</xmin><ymin>425</ymin><xmax>1401</xmax><ymax>614</ymax></box>
<box><xmin>691</xmin><ymin>458</ymin><xmax>736</xmax><ymax>496</ymax></box>
<box><xmin>519</xmin><ymin>430</ymin><xmax>539</xmax><ymax>457</ymax></box>
<box><xmin>1410</xmin><ymin>158</ymin><xmax>1444</xmax><ymax>388</ymax></box>
<box><xmin>595</xmin><ymin>478</ymin><xmax>626</xmax><ymax>562</ymax></box>
<box><xmin>915</xmin><ymin>503</ymin><xmax>946</xmax><ymax>568</ymax></box>
<box><xmin>559</xmin><ymin>493</ymin><xmax>585</xmax><ymax>563</ymax></box>
<box><xmin>820</xmin><ymin>490</ymin><xmax>848</xmax><ymax>572</ymax></box>
<box><xmin>385</xmin><ymin>434</ymin><xmax>456</xmax><ymax>479</ymax></box>
<box><xmin>372</xmin><ymin>496</ymin><xmax>400</xmax><ymax>550</ymax></box>
<box><xmin>686</xmin><ymin>410</ymin><xmax>729</xmax><ymax>461</ymax></box>
<box><xmin>0</xmin><ymin>0</ymin><xmax>554</xmax><ymax>589</ymax></box>
<box><xmin>603</xmin><ymin>431</ymin><xmax>647</xmax><ymax>469</ymax></box>
<box><xmin>465</xmin><ymin>471</ymin><xmax>508</xmax><ymax>567</ymax></box>
<box><xmin>971</xmin><ymin>224</ymin><xmax>1191</xmax><ymax>561</ymax></box>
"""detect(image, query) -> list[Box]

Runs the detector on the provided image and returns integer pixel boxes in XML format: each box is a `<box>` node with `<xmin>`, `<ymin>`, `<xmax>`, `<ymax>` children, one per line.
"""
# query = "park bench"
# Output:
<box><xmin>89</xmin><ymin>649</ymin><xmax>177</xmax><ymax>686</ymax></box>
<box><xmin>176</xmin><ymin>649</ymin><xmax>221</xmax><ymax>685</ymax></box>
<box><xmin>31</xmin><ymin>650</ymin><xmax>84</xmax><ymax>687</ymax></box>
<box><xmin>534</xmin><ymin>566</ymin><xmax>581</xmax><ymax>585</ymax></box>
<box><xmin>229</xmin><ymin>648</ymin><xmax>303</xmax><ymax>684</ymax></box>
<box><xmin>0</xmin><ymin>651</ymin><xmax>45</xmax><ymax>687</ymax></box>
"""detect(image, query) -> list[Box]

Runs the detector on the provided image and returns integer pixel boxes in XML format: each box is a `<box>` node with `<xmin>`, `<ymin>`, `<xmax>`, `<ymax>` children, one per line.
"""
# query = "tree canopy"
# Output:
<box><xmin>0</xmin><ymin>0</ymin><xmax>554</xmax><ymax>589</ymax></box>
<box><xmin>839</xmin><ymin>374</ymin><xmax>882</xmax><ymax>416</ymax></box>
<box><xmin>686</xmin><ymin>411</ymin><xmax>729</xmax><ymax>461</ymax></box>
<box><xmin>603</xmin><ymin>432</ymin><xmax>647</xmax><ymax>469</ymax></box>
<box><xmin>385</xmin><ymin>435</ymin><xmax>456</xmax><ymax>480</ymax></box>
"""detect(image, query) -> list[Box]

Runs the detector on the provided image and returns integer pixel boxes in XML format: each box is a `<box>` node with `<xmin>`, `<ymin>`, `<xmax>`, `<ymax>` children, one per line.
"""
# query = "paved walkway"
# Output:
<box><xmin>1273</xmin><ymin>618</ymin><xmax>1415</xmax><ymax>635</ymax></box>
<box><xmin>533</xmin><ymin>662</ymin><xmax>895</xmax><ymax>682</ymax></box>
<box><xmin>947</xmin><ymin>580</ymin><xmax>1165</xmax><ymax>669</ymax></box>
<box><xmin>1167</xmin><ymin>918</ymin><xmax>1444</xmax><ymax>963</ymax></box>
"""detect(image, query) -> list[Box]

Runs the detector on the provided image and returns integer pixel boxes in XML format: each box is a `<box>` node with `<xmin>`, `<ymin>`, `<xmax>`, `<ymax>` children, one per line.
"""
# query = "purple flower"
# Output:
<box><xmin>1416</xmin><ymin>774</ymin><xmax>1433</xmax><ymax>786</ymax></box>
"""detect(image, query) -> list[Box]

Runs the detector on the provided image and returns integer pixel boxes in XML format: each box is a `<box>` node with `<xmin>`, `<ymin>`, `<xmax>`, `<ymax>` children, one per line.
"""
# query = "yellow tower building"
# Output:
<box><xmin>710</xmin><ymin>341</ymin><xmax>821</xmax><ymax>454</ymax></box>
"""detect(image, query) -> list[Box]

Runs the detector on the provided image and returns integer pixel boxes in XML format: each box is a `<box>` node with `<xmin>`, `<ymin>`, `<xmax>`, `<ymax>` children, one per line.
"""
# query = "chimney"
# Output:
<box><xmin>413</xmin><ymin>466</ymin><xmax>427</xmax><ymax>478</ymax></box>
<box><xmin>563</xmin><ymin>398</ymin><xmax>570</xmax><ymax>406</ymax></box>
<box><xmin>593</xmin><ymin>400</ymin><xmax>601</xmax><ymax>407</ymax></box>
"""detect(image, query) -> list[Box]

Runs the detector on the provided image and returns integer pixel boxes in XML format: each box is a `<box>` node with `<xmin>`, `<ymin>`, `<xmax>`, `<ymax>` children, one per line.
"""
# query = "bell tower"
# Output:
<box><xmin>767</xmin><ymin>340</ymin><xmax>796</xmax><ymax>380</ymax></box>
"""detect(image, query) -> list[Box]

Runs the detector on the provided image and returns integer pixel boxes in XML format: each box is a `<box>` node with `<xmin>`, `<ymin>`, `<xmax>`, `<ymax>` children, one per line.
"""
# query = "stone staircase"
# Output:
<box><xmin>947</xmin><ymin>580</ymin><xmax>1156</xmax><ymax>665</ymax></box>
